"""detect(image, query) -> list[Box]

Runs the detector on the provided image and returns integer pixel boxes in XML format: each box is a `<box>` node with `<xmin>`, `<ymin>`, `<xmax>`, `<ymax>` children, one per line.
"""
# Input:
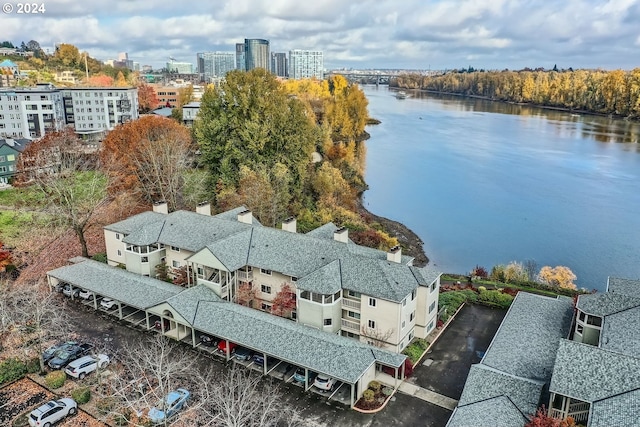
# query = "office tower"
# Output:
<box><xmin>202</xmin><ymin>52</ymin><xmax>236</xmax><ymax>81</ymax></box>
<box><xmin>271</xmin><ymin>52</ymin><xmax>288</xmax><ymax>77</ymax></box>
<box><xmin>235</xmin><ymin>43</ymin><xmax>245</xmax><ymax>72</ymax></box>
<box><xmin>289</xmin><ymin>50</ymin><xmax>324</xmax><ymax>80</ymax></box>
<box><xmin>244</xmin><ymin>39</ymin><xmax>270</xmax><ymax>71</ymax></box>
<box><xmin>166</xmin><ymin>60</ymin><xmax>194</xmax><ymax>74</ymax></box>
<box><xmin>196</xmin><ymin>53</ymin><xmax>205</xmax><ymax>76</ymax></box>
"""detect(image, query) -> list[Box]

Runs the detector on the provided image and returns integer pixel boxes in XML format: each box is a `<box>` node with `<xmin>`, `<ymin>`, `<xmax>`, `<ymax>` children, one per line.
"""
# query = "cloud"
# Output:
<box><xmin>2</xmin><ymin>0</ymin><xmax>639</xmax><ymax>70</ymax></box>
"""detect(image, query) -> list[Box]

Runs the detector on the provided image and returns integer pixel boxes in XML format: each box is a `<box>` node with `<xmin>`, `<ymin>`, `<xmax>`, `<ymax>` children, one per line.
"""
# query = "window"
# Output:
<box><xmin>369</xmin><ymin>297</ymin><xmax>376</xmax><ymax>307</ymax></box>
<box><xmin>578</xmin><ymin>311</ymin><xmax>586</xmax><ymax>322</ymax></box>
<box><xmin>0</xmin><ymin>166</ymin><xmax>6</xmax><ymax>172</ymax></box>
<box><xmin>291</xmin><ymin>310</ymin><xmax>297</xmax><ymax>320</ymax></box>
<box><xmin>410</xmin><ymin>310</ymin><xmax>416</xmax><ymax>321</ymax></box>
<box><xmin>324</xmin><ymin>318</ymin><xmax>332</xmax><ymax>326</ymax></box>
<box><xmin>172</xmin><ymin>260</ymin><xmax>180</xmax><ymax>268</ymax></box>
<box><xmin>171</xmin><ymin>246</ymin><xmax>180</xmax><ymax>252</ymax></box>
<box><xmin>576</xmin><ymin>324</ymin><xmax>584</xmax><ymax>335</ymax></box>
<box><xmin>430</xmin><ymin>281</ymin><xmax>437</xmax><ymax>292</ymax></box>
<box><xmin>402</xmin><ymin>320</ymin><xmax>406</xmax><ymax>329</ymax></box>
<box><xmin>260</xmin><ymin>268</ymin><xmax>272</xmax><ymax>276</ymax></box>
<box><xmin>410</xmin><ymin>330</ymin><xmax>415</xmax><ymax>340</ymax></box>
<box><xmin>117</xmin><ymin>249</ymin><xmax>122</xmax><ymax>256</ymax></box>
<box><xmin>347</xmin><ymin>311</ymin><xmax>360</xmax><ymax>320</ymax></box>
<box><xmin>348</xmin><ymin>290</ymin><xmax>361</xmax><ymax>298</ymax></box>
<box><xmin>115</xmin><ymin>233</ymin><xmax>120</xmax><ymax>240</ymax></box>
<box><xmin>368</xmin><ymin>320</ymin><xmax>376</xmax><ymax>329</ymax></box>
<box><xmin>261</xmin><ymin>285</ymin><xmax>271</xmax><ymax>294</ymax></box>
<box><xmin>412</xmin><ymin>289</ymin><xmax>417</xmax><ymax>300</ymax></box>
<box><xmin>197</xmin><ymin>267</ymin><xmax>204</xmax><ymax>276</ymax></box>
<box><xmin>261</xmin><ymin>302</ymin><xmax>272</xmax><ymax>311</ymax></box>
<box><xmin>291</xmin><ymin>276</ymin><xmax>298</xmax><ymax>282</ymax></box>
<box><xmin>300</xmin><ymin>290</ymin><xmax>310</xmax><ymax>300</ymax></box>
<box><xmin>402</xmin><ymin>298</ymin><xmax>407</xmax><ymax>306</ymax></box>
<box><xmin>0</xmin><ymin>156</ymin><xmax>5</xmax><ymax>162</ymax></box>
<box><xmin>141</xmin><ymin>256</ymin><xmax>148</xmax><ymax>263</ymax></box>
<box><xmin>429</xmin><ymin>301</ymin><xmax>436</xmax><ymax>313</ymax></box>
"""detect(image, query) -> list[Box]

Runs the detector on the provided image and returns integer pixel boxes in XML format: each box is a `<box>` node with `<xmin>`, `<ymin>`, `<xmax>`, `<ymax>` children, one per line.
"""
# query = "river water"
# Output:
<box><xmin>362</xmin><ymin>86</ymin><xmax>640</xmax><ymax>291</ymax></box>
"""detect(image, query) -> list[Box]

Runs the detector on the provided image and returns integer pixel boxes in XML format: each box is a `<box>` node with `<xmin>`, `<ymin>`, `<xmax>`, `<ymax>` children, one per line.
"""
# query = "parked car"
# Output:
<box><xmin>199</xmin><ymin>334</ymin><xmax>218</xmax><ymax>347</ymax></box>
<box><xmin>62</xmin><ymin>284</ymin><xmax>80</xmax><ymax>298</ymax></box>
<box><xmin>313</xmin><ymin>374</ymin><xmax>337</xmax><ymax>391</ymax></box>
<box><xmin>251</xmin><ymin>353</ymin><xmax>265</xmax><ymax>365</ymax></box>
<box><xmin>293</xmin><ymin>367</ymin><xmax>316</xmax><ymax>384</ymax></box>
<box><xmin>48</xmin><ymin>343</ymin><xmax>94</xmax><ymax>370</ymax></box>
<box><xmin>148</xmin><ymin>388</ymin><xmax>190</xmax><ymax>424</ymax></box>
<box><xmin>28</xmin><ymin>398</ymin><xmax>77</xmax><ymax>427</ymax></box>
<box><xmin>78</xmin><ymin>289</ymin><xmax>94</xmax><ymax>300</ymax></box>
<box><xmin>100</xmin><ymin>297</ymin><xmax>117</xmax><ymax>309</ymax></box>
<box><xmin>234</xmin><ymin>347</ymin><xmax>254</xmax><ymax>361</ymax></box>
<box><xmin>42</xmin><ymin>341</ymin><xmax>79</xmax><ymax>364</ymax></box>
<box><xmin>65</xmin><ymin>354</ymin><xmax>110</xmax><ymax>379</ymax></box>
<box><xmin>217</xmin><ymin>340</ymin><xmax>237</xmax><ymax>354</ymax></box>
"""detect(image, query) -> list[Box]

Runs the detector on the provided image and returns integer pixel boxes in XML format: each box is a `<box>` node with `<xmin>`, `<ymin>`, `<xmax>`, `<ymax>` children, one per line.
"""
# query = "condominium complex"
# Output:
<box><xmin>200</xmin><ymin>52</ymin><xmax>236</xmax><ymax>82</ymax></box>
<box><xmin>244</xmin><ymin>39</ymin><xmax>270</xmax><ymax>71</ymax></box>
<box><xmin>102</xmin><ymin>203</ymin><xmax>441</xmax><ymax>353</ymax></box>
<box><xmin>271</xmin><ymin>52</ymin><xmax>288</xmax><ymax>77</ymax></box>
<box><xmin>289</xmin><ymin>50</ymin><xmax>324</xmax><ymax>80</ymax></box>
<box><xmin>0</xmin><ymin>84</ymin><xmax>138</xmax><ymax>139</ymax></box>
<box><xmin>166</xmin><ymin>60</ymin><xmax>194</xmax><ymax>74</ymax></box>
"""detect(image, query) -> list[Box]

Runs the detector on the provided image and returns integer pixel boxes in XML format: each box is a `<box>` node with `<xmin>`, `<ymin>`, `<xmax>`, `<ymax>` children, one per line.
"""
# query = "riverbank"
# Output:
<box><xmin>357</xmin><ymin>199</ymin><xmax>429</xmax><ymax>267</ymax></box>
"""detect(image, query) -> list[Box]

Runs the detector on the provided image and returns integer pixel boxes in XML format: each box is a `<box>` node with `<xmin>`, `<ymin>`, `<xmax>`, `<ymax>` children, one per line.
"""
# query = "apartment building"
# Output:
<box><xmin>182</xmin><ymin>102</ymin><xmax>200</xmax><ymax>127</ymax></box>
<box><xmin>447</xmin><ymin>277</ymin><xmax>640</xmax><ymax>427</ymax></box>
<box><xmin>0</xmin><ymin>85</ymin><xmax>138</xmax><ymax>140</ymax></box>
<box><xmin>289</xmin><ymin>50</ymin><xmax>324</xmax><ymax>80</ymax></box>
<box><xmin>103</xmin><ymin>203</ymin><xmax>441</xmax><ymax>353</ymax></box>
<box><xmin>0</xmin><ymin>137</ymin><xmax>30</xmax><ymax>183</ymax></box>
<box><xmin>0</xmin><ymin>84</ymin><xmax>65</xmax><ymax>139</ymax></box>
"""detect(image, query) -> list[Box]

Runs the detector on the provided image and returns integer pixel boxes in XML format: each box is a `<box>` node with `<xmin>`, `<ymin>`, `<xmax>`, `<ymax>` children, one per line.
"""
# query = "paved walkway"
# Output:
<box><xmin>397</xmin><ymin>382</ymin><xmax>458</xmax><ymax>410</ymax></box>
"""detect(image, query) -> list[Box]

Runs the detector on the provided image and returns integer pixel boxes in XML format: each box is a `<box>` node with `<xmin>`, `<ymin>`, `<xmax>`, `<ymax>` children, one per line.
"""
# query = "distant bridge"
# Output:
<box><xmin>325</xmin><ymin>71</ymin><xmax>395</xmax><ymax>85</ymax></box>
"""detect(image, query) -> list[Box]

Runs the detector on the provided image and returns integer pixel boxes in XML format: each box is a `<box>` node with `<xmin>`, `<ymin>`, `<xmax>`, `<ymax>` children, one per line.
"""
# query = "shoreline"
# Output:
<box><xmin>356</xmin><ymin>198</ymin><xmax>429</xmax><ymax>267</ymax></box>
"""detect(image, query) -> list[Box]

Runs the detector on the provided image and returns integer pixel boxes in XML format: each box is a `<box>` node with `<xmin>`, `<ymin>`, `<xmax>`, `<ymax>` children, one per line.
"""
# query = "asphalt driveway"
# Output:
<box><xmin>411</xmin><ymin>304</ymin><xmax>507</xmax><ymax>399</ymax></box>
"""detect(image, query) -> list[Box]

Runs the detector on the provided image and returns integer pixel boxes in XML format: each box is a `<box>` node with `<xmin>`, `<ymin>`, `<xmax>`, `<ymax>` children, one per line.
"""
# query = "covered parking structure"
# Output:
<box><xmin>46</xmin><ymin>259</ymin><xmax>406</xmax><ymax>407</ymax></box>
<box><xmin>47</xmin><ymin>259</ymin><xmax>182</xmax><ymax>331</ymax></box>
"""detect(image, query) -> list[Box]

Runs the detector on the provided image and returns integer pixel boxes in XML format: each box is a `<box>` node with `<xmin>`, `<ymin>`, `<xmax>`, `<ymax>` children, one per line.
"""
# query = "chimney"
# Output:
<box><xmin>196</xmin><ymin>201</ymin><xmax>211</xmax><ymax>216</ymax></box>
<box><xmin>237</xmin><ymin>209</ymin><xmax>253</xmax><ymax>224</ymax></box>
<box><xmin>282</xmin><ymin>216</ymin><xmax>297</xmax><ymax>233</ymax></box>
<box><xmin>333</xmin><ymin>226</ymin><xmax>348</xmax><ymax>243</ymax></box>
<box><xmin>152</xmin><ymin>201</ymin><xmax>168</xmax><ymax>214</ymax></box>
<box><xmin>387</xmin><ymin>245</ymin><xmax>402</xmax><ymax>263</ymax></box>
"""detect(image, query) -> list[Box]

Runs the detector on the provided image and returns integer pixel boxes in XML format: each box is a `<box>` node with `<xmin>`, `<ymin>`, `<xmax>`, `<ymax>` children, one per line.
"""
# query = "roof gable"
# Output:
<box><xmin>447</xmin><ymin>395</ymin><xmax>529</xmax><ymax>427</ymax></box>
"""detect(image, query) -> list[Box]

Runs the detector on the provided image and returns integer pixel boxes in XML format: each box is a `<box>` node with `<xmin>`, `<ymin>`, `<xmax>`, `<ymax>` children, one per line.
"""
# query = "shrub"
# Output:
<box><xmin>26</xmin><ymin>358</ymin><xmax>40</xmax><ymax>374</ymax></box>
<box><xmin>382</xmin><ymin>386</ymin><xmax>393</xmax><ymax>396</ymax></box>
<box><xmin>478</xmin><ymin>289</ymin><xmax>514</xmax><ymax>309</ymax></box>
<box><xmin>478</xmin><ymin>286</ymin><xmax>487</xmax><ymax>292</ymax></box>
<box><xmin>471</xmin><ymin>265</ymin><xmax>488</xmax><ymax>278</ymax></box>
<box><xmin>12</xmin><ymin>414</ymin><xmax>29</xmax><ymax>427</ymax></box>
<box><xmin>438</xmin><ymin>289</ymin><xmax>478</xmax><ymax>321</ymax></box>
<box><xmin>0</xmin><ymin>358</ymin><xmax>27</xmax><ymax>385</ymax></box>
<box><xmin>363</xmin><ymin>389</ymin><xmax>375</xmax><ymax>402</ymax></box>
<box><xmin>72</xmin><ymin>386</ymin><xmax>91</xmax><ymax>404</ymax></box>
<box><xmin>91</xmin><ymin>252</ymin><xmax>108</xmax><ymax>263</ymax></box>
<box><xmin>368</xmin><ymin>380</ymin><xmax>381</xmax><ymax>393</ymax></box>
<box><xmin>45</xmin><ymin>370</ymin><xmax>66</xmax><ymax>389</ymax></box>
<box><xmin>504</xmin><ymin>261</ymin><xmax>529</xmax><ymax>283</ymax></box>
<box><xmin>402</xmin><ymin>338</ymin><xmax>430</xmax><ymax>363</ymax></box>
<box><xmin>490</xmin><ymin>264</ymin><xmax>506</xmax><ymax>282</ymax></box>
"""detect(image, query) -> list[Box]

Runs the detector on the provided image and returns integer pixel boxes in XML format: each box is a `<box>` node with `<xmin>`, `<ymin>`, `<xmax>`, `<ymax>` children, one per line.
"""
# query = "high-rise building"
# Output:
<box><xmin>289</xmin><ymin>50</ymin><xmax>324</xmax><ymax>80</ymax></box>
<box><xmin>201</xmin><ymin>52</ymin><xmax>236</xmax><ymax>82</ymax></box>
<box><xmin>244</xmin><ymin>39</ymin><xmax>270</xmax><ymax>71</ymax></box>
<box><xmin>271</xmin><ymin>52</ymin><xmax>288</xmax><ymax>77</ymax></box>
<box><xmin>196</xmin><ymin>53</ymin><xmax>205</xmax><ymax>78</ymax></box>
<box><xmin>235</xmin><ymin>44</ymin><xmax>245</xmax><ymax>72</ymax></box>
<box><xmin>166</xmin><ymin>60</ymin><xmax>194</xmax><ymax>74</ymax></box>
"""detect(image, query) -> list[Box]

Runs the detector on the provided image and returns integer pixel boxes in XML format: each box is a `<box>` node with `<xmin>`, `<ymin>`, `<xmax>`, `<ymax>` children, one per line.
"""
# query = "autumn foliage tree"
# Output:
<box><xmin>86</xmin><ymin>74</ymin><xmax>114</xmax><ymax>87</ymax></box>
<box><xmin>537</xmin><ymin>266</ymin><xmax>577</xmax><ymax>290</ymax></box>
<box><xmin>271</xmin><ymin>283</ymin><xmax>297</xmax><ymax>318</ymax></box>
<box><xmin>137</xmin><ymin>82</ymin><xmax>159</xmax><ymax>113</ymax></box>
<box><xmin>100</xmin><ymin>115</ymin><xmax>195</xmax><ymax>210</ymax></box>
<box><xmin>526</xmin><ymin>407</ymin><xmax>576</xmax><ymax>427</ymax></box>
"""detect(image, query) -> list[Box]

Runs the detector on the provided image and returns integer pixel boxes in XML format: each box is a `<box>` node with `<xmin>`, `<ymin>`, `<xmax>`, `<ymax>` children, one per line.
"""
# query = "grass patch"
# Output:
<box><xmin>438</xmin><ymin>290</ymin><xmax>478</xmax><ymax>322</ymax></box>
<box><xmin>0</xmin><ymin>186</ymin><xmax>46</xmax><ymax>208</ymax></box>
<box><xmin>0</xmin><ymin>210</ymin><xmax>36</xmax><ymax>241</ymax></box>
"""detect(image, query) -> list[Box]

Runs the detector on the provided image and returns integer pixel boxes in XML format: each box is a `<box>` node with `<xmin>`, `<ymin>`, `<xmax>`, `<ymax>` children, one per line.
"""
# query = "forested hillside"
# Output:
<box><xmin>395</xmin><ymin>69</ymin><xmax>640</xmax><ymax>119</ymax></box>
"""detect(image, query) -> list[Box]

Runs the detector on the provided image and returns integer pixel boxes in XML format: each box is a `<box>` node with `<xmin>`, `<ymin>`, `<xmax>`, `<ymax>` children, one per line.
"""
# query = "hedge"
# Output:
<box><xmin>45</xmin><ymin>370</ymin><xmax>66</xmax><ymax>389</ymax></box>
<box><xmin>72</xmin><ymin>386</ymin><xmax>91</xmax><ymax>404</ymax></box>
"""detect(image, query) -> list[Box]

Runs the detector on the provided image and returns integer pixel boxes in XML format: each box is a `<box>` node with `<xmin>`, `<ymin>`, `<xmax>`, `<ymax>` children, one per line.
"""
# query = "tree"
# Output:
<box><xmin>194</xmin><ymin>69</ymin><xmax>319</xmax><ymax>201</ymax></box>
<box><xmin>54</xmin><ymin>43</ymin><xmax>80</xmax><ymax>67</ymax></box>
<box><xmin>114</xmin><ymin>71</ymin><xmax>128</xmax><ymax>87</ymax></box>
<box><xmin>360</xmin><ymin>325</ymin><xmax>394</xmax><ymax>348</ymax></box>
<box><xmin>503</xmin><ymin>261</ymin><xmax>529</xmax><ymax>283</ymax></box>
<box><xmin>86</xmin><ymin>74</ymin><xmax>114</xmax><ymax>87</ymax></box>
<box><xmin>138</xmin><ymin>82</ymin><xmax>159</xmax><ymax>113</ymax></box>
<box><xmin>0</xmin><ymin>41</ymin><xmax>14</xmax><ymax>48</ymax></box>
<box><xmin>271</xmin><ymin>283</ymin><xmax>297</xmax><ymax>318</ymax></box>
<box><xmin>526</xmin><ymin>407</ymin><xmax>576</xmax><ymax>427</ymax></box>
<box><xmin>235</xmin><ymin>282</ymin><xmax>257</xmax><ymax>308</ymax></box>
<box><xmin>100</xmin><ymin>115</ymin><xmax>194</xmax><ymax>210</ymax></box>
<box><xmin>537</xmin><ymin>266</ymin><xmax>577</xmax><ymax>290</ymax></box>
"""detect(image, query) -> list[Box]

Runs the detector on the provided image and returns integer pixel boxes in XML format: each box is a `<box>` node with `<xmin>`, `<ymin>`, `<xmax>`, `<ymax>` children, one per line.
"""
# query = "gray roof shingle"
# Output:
<box><xmin>458</xmin><ymin>364</ymin><xmax>544</xmax><ymax>417</ymax></box>
<box><xmin>104</xmin><ymin>211</ymin><xmax>166</xmax><ymax>235</ymax></box>
<box><xmin>600</xmin><ymin>305</ymin><xmax>640</xmax><ymax>357</ymax></box>
<box><xmin>447</xmin><ymin>396</ymin><xmax>529</xmax><ymax>427</ymax></box>
<box><xmin>607</xmin><ymin>277</ymin><xmax>640</xmax><ymax>298</ymax></box>
<box><xmin>296</xmin><ymin>260</ymin><xmax>342</xmax><ymax>294</ymax></box>
<box><xmin>481</xmin><ymin>293</ymin><xmax>574</xmax><ymax>382</ymax></box>
<box><xmin>47</xmin><ymin>259</ymin><xmax>181</xmax><ymax>309</ymax></box>
<box><xmin>577</xmin><ymin>292</ymin><xmax>640</xmax><ymax>317</ymax></box>
<box><xmin>590</xmin><ymin>388</ymin><xmax>640</xmax><ymax>427</ymax></box>
<box><xmin>549</xmin><ymin>339</ymin><xmax>640</xmax><ymax>403</ymax></box>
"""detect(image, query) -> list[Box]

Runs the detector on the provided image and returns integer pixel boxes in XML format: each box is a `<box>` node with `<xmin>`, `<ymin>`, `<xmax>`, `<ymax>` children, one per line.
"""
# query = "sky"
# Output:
<box><xmin>1</xmin><ymin>0</ymin><xmax>640</xmax><ymax>71</ymax></box>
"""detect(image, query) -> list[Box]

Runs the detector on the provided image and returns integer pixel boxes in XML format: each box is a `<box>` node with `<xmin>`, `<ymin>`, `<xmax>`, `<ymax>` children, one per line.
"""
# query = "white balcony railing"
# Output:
<box><xmin>341</xmin><ymin>319</ymin><xmax>360</xmax><ymax>331</ymax></box>
<box><xmin>237</xmin><ymin>270</ymin><xmax>253</xmax><ymax>281</ymax></box>
<box><xmin>342</xmin><ymin>298</ymin><xmax>361</xmax><ymax>310</ymax></box>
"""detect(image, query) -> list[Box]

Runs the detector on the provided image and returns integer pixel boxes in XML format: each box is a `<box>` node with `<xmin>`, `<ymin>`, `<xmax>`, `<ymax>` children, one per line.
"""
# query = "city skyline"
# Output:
<box><xmin>1</xmin><ymin>0</ymin><xmax>640</xmax><ymax>71</ymax></box>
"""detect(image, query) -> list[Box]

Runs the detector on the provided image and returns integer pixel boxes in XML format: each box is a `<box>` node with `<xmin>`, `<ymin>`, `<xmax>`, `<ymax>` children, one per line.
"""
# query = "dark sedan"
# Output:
<box><xmin>48</xmin><ymin>343</ymin><xmax>93</xmax><ymax>369</ymax></box>
<box><xmin>42</xmin><ymin>341</ymin><xmax>79</xmax><ymax>364</ymax></box>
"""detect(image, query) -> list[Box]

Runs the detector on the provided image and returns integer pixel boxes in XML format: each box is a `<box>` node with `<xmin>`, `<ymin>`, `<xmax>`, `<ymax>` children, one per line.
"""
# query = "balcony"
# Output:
<box><xmin>237</xmin><ymin>270</ymin><xmax>253</xmax><ymax>281</ymax></box>
<box><xmin>342</xmin><ymin>298</ymin><xmax>361</xmax><ymax>310</ymax></box>
<box><xmin>341</xmin><ymin>318</ymin><xmax>360</xmax><ymax>332</ymax></box>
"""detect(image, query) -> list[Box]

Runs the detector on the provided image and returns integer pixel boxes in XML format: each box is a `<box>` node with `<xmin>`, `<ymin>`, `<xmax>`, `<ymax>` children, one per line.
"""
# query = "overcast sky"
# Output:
<box><xmin>2</xmin><ymin>0</ymin><xmax>640</xmax><ymax>71</ymax></box>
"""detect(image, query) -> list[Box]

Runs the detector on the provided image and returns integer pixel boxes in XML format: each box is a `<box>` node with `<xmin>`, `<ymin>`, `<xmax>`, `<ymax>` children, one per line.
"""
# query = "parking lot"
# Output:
<box><xmin>410</xmin><ymin>304</ymin><xmax>507</xmax><ymax>399</ymax></box>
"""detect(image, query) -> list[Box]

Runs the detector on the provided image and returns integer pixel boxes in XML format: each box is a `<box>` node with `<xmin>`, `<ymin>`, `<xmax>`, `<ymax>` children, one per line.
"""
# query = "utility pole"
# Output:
<box><xmin>84</xmin><ymin>52</ymin><xmax>89</xmax><ymax>82</ymax></box>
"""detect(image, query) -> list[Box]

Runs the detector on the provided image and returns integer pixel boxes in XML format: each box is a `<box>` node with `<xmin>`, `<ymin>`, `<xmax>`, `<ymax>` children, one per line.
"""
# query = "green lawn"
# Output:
<box><xmin>0</xmin><ymin>210</ymin><xmax>35</xmax><ymax>242</ymax></box>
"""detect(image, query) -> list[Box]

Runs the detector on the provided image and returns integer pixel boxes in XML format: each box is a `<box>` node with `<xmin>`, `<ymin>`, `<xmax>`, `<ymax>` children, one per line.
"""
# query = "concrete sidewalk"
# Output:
<box><xmin>398</xmin><ymin>382</ymin><xmax>458</xmax><ymax>410</ymax></box>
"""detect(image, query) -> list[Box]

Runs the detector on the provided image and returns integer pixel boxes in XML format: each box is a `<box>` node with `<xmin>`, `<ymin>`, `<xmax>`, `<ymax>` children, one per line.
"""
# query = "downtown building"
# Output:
<box><xmin>289</xmin><ymin>50</ymin><xmax>324</xmax><ymax>80</ymax></box>
<box><xmin>271</xmin><ymin>52</ymin><xmax>288</xmax><ymax>77</ymax></box>
<box><xmin>200</xmin><ymin>52</ymin><xmax>236</xmax><ymax>82</ymax></box>
<box><xmin>244</xmin><ymin>39</ymin><xmax>270</xmax><ymax>71</ymax></box>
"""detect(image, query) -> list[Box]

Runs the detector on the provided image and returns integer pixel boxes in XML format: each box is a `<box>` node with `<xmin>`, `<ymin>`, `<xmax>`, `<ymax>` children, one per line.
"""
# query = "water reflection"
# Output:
<box><xmin>407</xmin><ymin>90</ymin><xmax>640</xmax><ymax>145</ymax></box>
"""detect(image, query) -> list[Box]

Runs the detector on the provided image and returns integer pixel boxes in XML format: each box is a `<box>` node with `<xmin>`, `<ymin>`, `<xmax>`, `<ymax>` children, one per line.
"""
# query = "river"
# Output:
<box><xmin>362</xmin><ymin>86</ymin><xmax>640</xmax><ymax>292</ymax></box>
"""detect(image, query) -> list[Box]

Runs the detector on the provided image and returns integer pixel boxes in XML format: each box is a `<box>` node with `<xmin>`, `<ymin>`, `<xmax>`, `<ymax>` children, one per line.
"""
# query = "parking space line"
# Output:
<box><xmin>328</xmin><ymin>382</ymin><xmax>345</xmax><ymax>400</ymax></box>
